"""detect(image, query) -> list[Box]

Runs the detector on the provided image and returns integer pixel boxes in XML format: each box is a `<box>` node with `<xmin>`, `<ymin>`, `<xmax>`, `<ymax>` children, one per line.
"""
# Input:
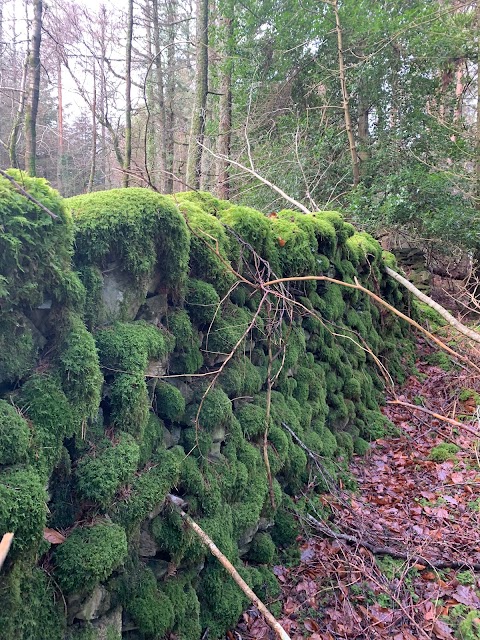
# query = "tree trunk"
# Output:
<box><xmin>186</xmin><ymin>0</ymin><xmax>209</xmax><ymax>189</ymax></box>
<box><xmin>217</xmin><ymin>6</ymin><xmax>233</xmax><ymax>200</ymax></box>
<box><xmin>145</xmin><ymin>1</ymin><xmax>156</xmax><ymax>184</ymax></box>
<box><xmin>164</xmin><ymin>0</ymin><xmax>176</xmax><ymax>194</ymax></box>
<box><xmin>57</xmin><ymin>57</ymin><xmax>64</xmax><ymax>192</ymax></box>
<box><xmin>9</xmin><ymin>51</ymin><xmax>28</xmax><ymax>168</ymax></box>
<box><xmin>24</xmin><ymin>0</ymin><xmax>42</xmax><ymax>176</ymax></box>
<box><xmin>123</xmin><ymin>0</ymin><xmax>133</xmax><ymax>187</ymax></box>
<box><xmin>100</xmin><ymin>6</ymin><xmax>108</xmax><ymax>187</ymax></box>
<box><xmin>88</xmin><ymin>60</ymin><xmax>97</xmax><ymax>193</ymax></box>
<box><xmin>476</xmin><ymin>0</ymin><xmax>480</xmax><ymax>202</ymax></box>
<box><xmin>331</xmin><ymin>0</ymin><xmax>360</xmax><ymax>186</ymax></box>
<box><xmin>152</xmin><ymin>0</ymin><xmax>167</xmax><ymax>191</ymax></box>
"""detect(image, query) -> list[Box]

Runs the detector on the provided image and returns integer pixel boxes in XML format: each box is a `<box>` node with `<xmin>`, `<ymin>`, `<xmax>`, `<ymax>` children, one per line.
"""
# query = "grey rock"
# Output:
<box><xmin>163</xmin><ymin>424</ymin><xmax>181</xmax><ymax>449</ymax></box>
<box><xmin>100</xmin><ymin>263</ymin><xmax>147</xmax><ymax>322</ymax></box>
<box><xmin>91</xmin><ymin>606</ymin><xmax>123</xmax><ymax>640</ymax></box>
<box><xmin>237</xmin><ymin>522</ymin><xmax>259</xmax><ymax>554</ymax></box>
<box><xmin>146</xmin><ymin>358</ymin><xmax>168</xmax><ymax>377</ymax></box>
<box><xmin>135</xmin><ymin>293</ymin><xmax>168</xmax><ymax>324</ymax></box>
<box><xmin>169</xmin><ymin>379</ymin><xmax>194</xmax><ymax>405</ymax></box>
<box><xmin>211</xmin><ymin>423</ymin><xmax>226</xmax><ymax>443</ymax></box>
<box><xmin>257</xmin><ymin>517</ymin><xmax>274</xmax><ymax>532</ymax></box>
<box><xmin>148</xmin><ymin>558</ymin><xmax>170</xmax><ymax>580</ymax></box>
<box><xmin>138</xmin><ymin>529</ymin><xmax>158</xmax><ymax>557</ymax></box>
<box><xmin>73</xmin><ymin>585</ymin><xmax>111</xmax><ymax>621</ymax></box>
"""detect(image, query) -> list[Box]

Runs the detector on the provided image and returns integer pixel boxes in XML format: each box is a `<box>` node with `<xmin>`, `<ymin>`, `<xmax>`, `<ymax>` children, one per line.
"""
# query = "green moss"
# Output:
<box><xmin>57</xmin><ymin>313</ymin><xmax>102</xmax><ymax>428</ymax></box>
<box><xmin>382</xmin><ymin>250</ymin><xmax>397</xmax><ymax>269</ymax></box>
<box><xmin>0</xmin><ymin>170</ymin><xmax>73</xmax><ymax>310</ymax></box>
<box><xmin>185</xmin><ymin>278</ymin><xmax>221</xmax><ymax>326</ymax></box>
<box><xmin>0</xmin><ymin>564</ymin><xmax>64</xmax><ymax>640</ymax></box>
<box><xmin>219</xmin><ymin>356</ymin><xmax>263</xmax><ymax>398</ymax></box>
<box><xmin>236</xmin><ymin>403</ymin><xmax>266</xmax><ymax>438</ymax></box>
<box><xmin>54</xmin><ymin>523</ymin><xmax>127</xmax><ymax>593</ymax></box>
<box><xmin>18</xmin><ymin>374</ymin><xmax>73</xmax><ymax>478</ymax></box>
<box><xmin>414</xmin><ymin>301</ymin><xmax>447</xmax><ymax>329</ymax></box>
<box><xmin>353</xmin><ymin>436</ymin><xmax>370</xmax><ymax>455</ymax></box>
<box><xmin>125</xmin><ymin>567</ymin><xmax>174</xmax><ymax>638</ymax></box>
<box><xmin>429</xmin><ymin>442</ymin><xmax>460</xmax><ymax>462</ymax></box>
<box><xmin>167</xmin><ymin>309</ymin><xmax>203</xmax><ymax>373</ymax></box>
<box><xmin>193</xmin><ymin>386</ymin><xmax>232</xmax><ymax>433</ymax></box>
<box><xmin>206</xmin><ymin>304</ymin><xmax>254</xmax><ymax>355</ymax></box>
<box><xmin>163</xmin><ymin>575</ymin><xmax>201</xmax><ymax>640</ymax></box>
<box><xmin>247</xmin><ymin>532</ymin><xmax>275</xmax><ymax>564</ymax></box>
<box><xmin>155</xmin><ymin>382</ymin><xmax>186</xmax><ymax>421</ymax></box>
<box><xmin>175</xmin><ymin>190</ymin><xmax>229</xmax><ymax>217</ymax></box>
<box><xmin>138</xmin><ymin>413</ymin><xmax>164</xmax><ymax>467</ymax></box>
<box><xmin>76</xmin><ymin>432</ymin><xmax>139</xmax><ymax>507</ymax></box>
<box><xmin>0</xmin><ymin>400</ymin><xmax>30</xmax><ymax>465</ymax></box>
<box><xmin>457</xmin><ymin>609</ymin><xmax>480</xmax><ymax>639</ymax></box>
<box><xmin>0</xmin><ymin>468</ymin><xmax>46</xmax><ymax>553</ymax></box>
<box><xmin>361</xmin><ymin>410</ymin><xmax>398</xmax><ymax>441</ymax></box>
<box><xmin>110</xmin><ymin>373</ymin><xmax>149</xmax><ymax>436</ymax></box>
<box><xmin>112</xmin><ymin>448</ymin><xmax>179</xmax><ymax>530</ymax></box>
<box><xmin>425</xmin><ymin>351</ymin><xmax>453</xmax><ymax>371</ymax></box>
<box><xmin>69</xmin><ymin>188</ymin><xmax>190</xmax><ymax>289</ymax></box>
<box><xmin>178</xmin><ymin>199</ymin><xmax>235</xmax><ymax>294</ymax></box>
<box><xmin>0</xmin><ymin>313</ymin><xmax>39</xmax><ymax>384</ymax></box>
<box><xmin>217</xmin><ymin>205</ymin><xmax>281</xmax><ymax>274</ymax></box>
<box><xmin>346</xmin><ymin>231</ymin><xmax>382</xmax><ymax>266</ymax></box>
<box><xmin>96</xmin><ymin>321</ymin><xmax>173</xmax><ymax>373</ymax></box>
<box><xmin>271</xmin><ymin>496</ymin><xmax>299</xmax><ymax>547</ymax></box>
<box><xmin>336</xmin><ymin>431</ymin><xmax>354</xmax><ymax>459</ymax></box>
<box><xmin>78</xmin><ymin>266</ymin><xmax>103</xmax><ymax>329</ymax></box>
<box><xmin>343</xmin><ymin>376</ymin><xmax>362</xmax><ymax>400</ymax></box>
<box><xmin>269</xmin><ymin>214</ymin><xmax>317</xmax><ymax>277</ymax></box>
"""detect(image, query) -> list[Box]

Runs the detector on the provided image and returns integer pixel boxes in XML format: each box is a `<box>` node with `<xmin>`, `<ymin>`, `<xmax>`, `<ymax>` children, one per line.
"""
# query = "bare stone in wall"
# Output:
<box><xmin>100</xmin><ymin>263</ymin><xmax>148</xmax><ymax>322</ymax></box>
<box><xmin>71</xmin><ymin>585</ymin><xmax>111</xmax><ymax>621</ymax></box>
<box><xmin>91</xmin><ymin>606</ymin><xmax>123</xmax><ymax>640</ymax></box>
<box><xmin>146</xmin><ymin>358</ymin><xmax>168</xmax><ymax>377</ymax></box>
<box><xmin>135</xmin><ymin>293</ymin><xmax>168</xmax><ymax>325</ymax></box>
<box><xmin>162</xmin><ymin>424</ymin><xmax>181</xmax><ymax>449</ymax></box>
<box><xmin>138</xmin><ymin>528</ymin><xmax>158</xmax><ymax>557</ymax></box>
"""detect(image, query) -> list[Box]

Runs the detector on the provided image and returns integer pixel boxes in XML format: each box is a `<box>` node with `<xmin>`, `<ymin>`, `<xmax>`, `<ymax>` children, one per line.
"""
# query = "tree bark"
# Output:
<box><xmin>164</xmin><ymin>0</ymin><xmax>176</xmax><ymax>193</ymax></box>
<box><xmin>57</xmin><ymin>57</ymin><xmax>64</xmax><ymax>192</ymax></box>
<box><xmin>24</xmin><ymin>0</ymin><xmax>42</xmax><ymax>176</ymax></box>
<box><xmin>123</xmin><ymin>0</ymin><xmax>133</xmax><ymax>187</ymax></box>
<box><xmin>331</xmin><ymin>0</ymin><xmax>360</xmax><ymax>186</ymax></box>
<box><xmin>152</xmin><ymin>0</ymin><xmax>167</xmax><ymax>191</ymax></box>
<box><xmin>88</xmin><ymin>60</ymin><xmax>97</xmax><ymax>193</ymax></box>
<box><xmin>186</xmin><ymin>0</ymin><xmax>209</xmax><ymax>189</ymax></box>
<box><xmin>9</xmin><ymin>51</ymin><xmax>28</xmax><ymax>168</ymax></box>
<box><xmin>217</xmin><ymin>6</ymin><xmax>233</xmax><ymax>200</ymax></box>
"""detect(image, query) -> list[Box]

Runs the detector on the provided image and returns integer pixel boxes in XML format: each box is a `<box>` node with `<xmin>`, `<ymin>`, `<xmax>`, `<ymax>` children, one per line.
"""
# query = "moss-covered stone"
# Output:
<box><xmin>0</xmin><ymin>400</ymin><xmax>30</xmax><ymax>465</ymax></box>
<box><xmin>155</xmin><ymin>382</ymin><xmax>186</xmax><ymax>421</ymax></box>
<box><xmin>185</xmin><ymin>277</ymin><xmax>221</xmax><ymax>326</ymax></box>
<box><xmin>247</xmin><ymin>532</ymin><xmax>276</xmax><ymax>564</ymax></box>
<box><xmin>54</xmin><ymin>523</ymin><xmax>128</xmax><ymax>594</ymax></box>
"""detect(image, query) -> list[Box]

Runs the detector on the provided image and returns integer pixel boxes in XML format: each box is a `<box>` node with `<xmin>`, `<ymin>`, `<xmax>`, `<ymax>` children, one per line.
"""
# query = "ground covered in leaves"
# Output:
<box><xmin>233</xmin><ymin>338</ymin><xmax>480</xmax><ymax>639</ymax></box>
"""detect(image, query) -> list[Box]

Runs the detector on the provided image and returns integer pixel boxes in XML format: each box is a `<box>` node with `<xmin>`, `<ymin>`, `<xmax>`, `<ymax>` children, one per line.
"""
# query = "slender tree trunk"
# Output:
<box><xmin>186</xmin><ymin>0</ymin><xmax>209</xmax><ymax>189</ymax></box>
<box><xmin>145</xmin><ymin>1</ymin><xmax>156</xmax><ymax>183</ymax></box>
<box><xmin>57</xmin><ymin>57</ymin><xmax>64</xmax><ymax>192</ymax></box>
<box><xmin>164</xmin><ymin>0</ymin><xmax>176</xmax><ymax>193</ymax></box>
<box><xmin>24</xmin><ymin>0</ymin><xmax>42</xmax><ymax>176</ymax></box>
<box><xmin>217</xmin><ymin>7</ymin><xmax>233</xmax><ymax>200</ymax></box>
<box><xmin>9</xmin><ymin>51</ymin><xmax>28</xmax><ymax>168</ymax></box>
<box><xmin>100</xmin><ymin>6</ymin><xmax>107</xmax><ymax>187</ymax></box>
<box><xmin>88</xmin><ymin>61</ymin><xmax>97</xmax><ymax>193</ymax></box>
<box><xmin>123</xmin><ymin>0</ymin><xmax>133</xmax><ymax>187</ymax></box>
<box><xmin>152</xmin><ymin>0</ymin><xmax>167</xmax><ymax>191</ymax></box>
<box><xmin>331</xmin><ymin>0</ymin><xmax>360</xmax><ymax>186</ymax></box>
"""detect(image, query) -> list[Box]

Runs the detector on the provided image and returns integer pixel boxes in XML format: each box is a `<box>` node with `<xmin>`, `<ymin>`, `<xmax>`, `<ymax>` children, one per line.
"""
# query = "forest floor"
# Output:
<box><xmin>232</xmin><ymin>335</ymin><xmax>480</xmax><ymax>640</ymax></box>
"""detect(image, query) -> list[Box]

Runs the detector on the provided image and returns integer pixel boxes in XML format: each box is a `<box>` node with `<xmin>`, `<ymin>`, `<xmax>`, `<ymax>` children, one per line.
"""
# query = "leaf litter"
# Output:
<box><xmin>232</xmin><ymin>338</ymin><xmax>480</xmax><ymax>639</ymax></box>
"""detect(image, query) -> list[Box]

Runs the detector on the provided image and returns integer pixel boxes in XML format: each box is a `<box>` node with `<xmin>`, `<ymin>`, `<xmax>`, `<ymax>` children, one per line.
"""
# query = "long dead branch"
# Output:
<box><xmin>167</xmin><ymin>496</ymin><xmax>291</xmax><ymax>640</ymax></box>
<box><xmin>385</xmin><ymin>266</ymin><xmax>480</xmax><ymax>345</ymax></box>
<box><xmin>387</xmin><ymin>399</ymin><xmax>480</xmax><ymax>436</ymax></box>
<box><xmin>306</xmin><ymin>513</ymin><xmax>480</xmax><ymax>571</ymax></box>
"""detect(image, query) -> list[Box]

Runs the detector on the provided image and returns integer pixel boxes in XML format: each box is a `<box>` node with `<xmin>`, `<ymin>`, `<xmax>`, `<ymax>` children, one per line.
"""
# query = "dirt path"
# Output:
<box><xmin>233</xmin><ymin>339</ymin><xmax>480</xmax><ymax>639</ymax></box>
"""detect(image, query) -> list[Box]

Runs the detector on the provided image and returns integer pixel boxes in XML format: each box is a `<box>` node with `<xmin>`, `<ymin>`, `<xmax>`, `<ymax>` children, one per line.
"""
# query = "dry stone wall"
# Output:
<box><xmin>0</xmin><ymin>172</ymin><xmax>413</xmax><ymax>639</ymax></box>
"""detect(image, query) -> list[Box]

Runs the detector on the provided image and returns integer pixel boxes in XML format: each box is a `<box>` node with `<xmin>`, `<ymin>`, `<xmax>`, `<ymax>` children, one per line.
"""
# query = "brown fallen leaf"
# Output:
<box><xmin>304</xmin><ymin>618</ymin><xmax>320</xmax><ymax>632</ymax></box>
<box><xmin>43</xmin><ymin>528</ymin><xmax>66</xmax><ymax>544</ymax></box>
<box><xmin>432</xmin><ymin>619</ymin><xmax>454</xmax><ymax>639</ymax></box>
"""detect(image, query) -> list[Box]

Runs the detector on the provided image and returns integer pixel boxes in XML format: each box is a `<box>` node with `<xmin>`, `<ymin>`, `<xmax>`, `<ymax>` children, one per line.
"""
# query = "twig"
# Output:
<box><xmin>306</xmin><ymin>513</ymin><xmax>480</xmax><ymax>571</ymax></box>
<box><xmin>387</xmin><ymin>399</ymin><xmax>480</xmax><ymax>436</ymax></box>
<box><xmin>0</xmin><ymin>169</ymin><xmax>59</xmax><ymax>220</ymax></box>
<box><xmin>385</xmin><ymin>266</ymin><xmax>480</xmax><ymax>345</ymax></box>
<box><xmin>0</xmin><ymin>532</ymin><xmax>14</xmax><ymax>570</ymax></box>
<box><xmin>167</xmin><ymin>496</ymin><xmax>291</xmax><ymax>640</ymax></box>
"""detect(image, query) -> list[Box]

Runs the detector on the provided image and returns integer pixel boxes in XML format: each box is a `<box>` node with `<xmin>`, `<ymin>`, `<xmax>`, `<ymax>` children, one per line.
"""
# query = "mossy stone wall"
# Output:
<box><xmin>0</xmin><ymin>175</ymin><xmax>412</xmax><ymax>639</ymax></box>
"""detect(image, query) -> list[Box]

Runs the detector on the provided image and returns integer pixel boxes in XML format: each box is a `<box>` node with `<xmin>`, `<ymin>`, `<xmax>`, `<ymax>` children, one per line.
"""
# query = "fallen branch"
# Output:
<box><xmin>385</xmin><ymin>266</ymin><xmax>480</xmax><ymax>345</ymax></box>
<box><xmin>387</xmin><ymin>399</ymin><xmax>480</xmax><ymax>436</ymax></box>
<box><xmin>306</xmin><ymin>513</ymin><xmax>480</xmax><ymax>571</ymax></box>
<box><xmin>0</xmin><ymin>532</ymin><xmax>14</xmax><ymax>571</ymax></box>
<box><xmin>0</xmin><ymin>169</ymin><xmax>60</xmax><ymax>220</ymax></box>
<box><xmin>262</xmin><ymin>274</ymin><xmax>480</xmax><ymax>373</ymax></box>
<box><xmin>167</xmin><ymin>496</ymin><xmax>291</xmax><ymax>640</ymax></box>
